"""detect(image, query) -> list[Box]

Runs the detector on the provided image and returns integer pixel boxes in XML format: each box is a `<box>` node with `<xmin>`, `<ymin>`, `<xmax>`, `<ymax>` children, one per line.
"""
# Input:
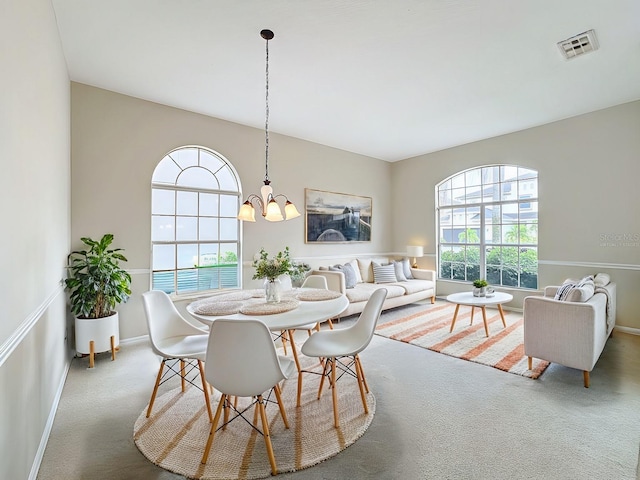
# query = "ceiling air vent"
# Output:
<box><xmin>557</xmin><ymin>29</ymin><xmax>599</xmax><ymax>60</ymax></box>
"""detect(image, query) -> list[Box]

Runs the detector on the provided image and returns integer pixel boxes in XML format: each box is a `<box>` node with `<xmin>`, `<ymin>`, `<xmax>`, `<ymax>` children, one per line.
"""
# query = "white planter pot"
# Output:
<box><xmin>75</xmin><ymin>312</ymin><xmax>120</xmax><ymax>367</ymax></box>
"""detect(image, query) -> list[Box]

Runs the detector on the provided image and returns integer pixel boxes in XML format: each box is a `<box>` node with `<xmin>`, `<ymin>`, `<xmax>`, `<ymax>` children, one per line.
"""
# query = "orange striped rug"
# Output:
<box><xmin>375</xmin><ymin>301</ymin><xmax>549</xmax><ymax>379</ymax></box>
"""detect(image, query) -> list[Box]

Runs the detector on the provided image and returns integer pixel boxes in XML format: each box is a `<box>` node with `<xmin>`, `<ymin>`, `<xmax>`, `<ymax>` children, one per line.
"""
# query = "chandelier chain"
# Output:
<box><xmin>264</xmin><ymin>36</ymin><xmax>270</xmax><ymax>183</ymax></box>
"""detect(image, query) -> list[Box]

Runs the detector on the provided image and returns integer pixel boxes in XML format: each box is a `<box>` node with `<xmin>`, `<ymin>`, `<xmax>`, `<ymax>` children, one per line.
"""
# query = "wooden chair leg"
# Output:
<box><xmin>354</xmin><ymin>356</ymin><xmax>368</xmax><ymax>414</ymax></box>
<box><xmin>327</xmin><ymin>318</ymin><xmax>334</xmax><ymax>329</ymax></box>
<box><xmin>296</xmin><ymin>368</ymin><xmax>304</xmax><ymax>407</ymax></box>
<box><xmin>317</xmin><ymin>358</ymin><xmax>331</xmax><ymax>400</ymax></box>
<box><xmin>273</xmin><ymin>384</ymin><xmax>289</xmax><ymax>428</ymax></box>
<box><xmin>431</xmin><ymin>296</ymin><xmax>435</xmax><ymax>304</ymax></box>
<box><xmin>280</xmin><ymin>330</ymin><xmax>288</xmax><ymax>355</ymax></box>
<box><xmin>201</xmin><ymin>393</ymin><xmax>226</xmax><ymax>464</ymax></box>
<box><xmin>89</xmin><ymin>340</ymin><xmax>95</xmax><ymax>368</ymax></box>
<box><xmin>180</xmin><ymin>360</ymin><xmax>186</xmax><ymax>392</ymax></box>
<box><xmin>146</xmin><ymin>360</ymin><xmax>165</xmax><ymax>417</ymax></box>
<box><xmin>198</xmin><ymin>360</ymin><xmax>213</xmax><ymax>423</ymax></box>
<box><xmin>356</xmin><ymin>355</ymin><xmax>369</xmax><ymax>393</ymax></box>
<box><xmin>258</xmin><ymin>396</ymin><xmax>278</xmax><ymax>475</ymax></box>
<box><xmin>331</xmin><ymin>358</ymin><xmax>339</xmax><ymax>428</ymax></box>
<box><xmin>527</xmin><ymin>356</ymin><xmax>532</xmax><ymax>370</ymax></box>
<box><xmin>583</xmin><ymin>371</ymin><xmax>590</xmax><ymax>388</ymax></box>
<box><xmin>110</xmin><ymin>335</ymin><xmax>116</xmax><ymax>361</ymax></box>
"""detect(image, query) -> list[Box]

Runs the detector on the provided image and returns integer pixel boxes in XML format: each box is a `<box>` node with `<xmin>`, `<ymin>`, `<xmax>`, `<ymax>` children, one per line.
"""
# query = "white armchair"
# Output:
<box><xmin>523</xmin><ymin>282</ymin><xmax>616</xmax><ymax>388</ymax></box>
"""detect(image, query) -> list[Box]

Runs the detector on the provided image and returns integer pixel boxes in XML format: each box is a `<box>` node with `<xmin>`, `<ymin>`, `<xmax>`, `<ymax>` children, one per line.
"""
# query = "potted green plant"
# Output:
<box><xmin>65</xmin><ymin>234</ymin><xmax>132</xmax><ymax>366</ymax></box>
<box><xmin>472</xmin><ymin>279</ymin><xmax>488</xmax><ymax>297</ymax></box>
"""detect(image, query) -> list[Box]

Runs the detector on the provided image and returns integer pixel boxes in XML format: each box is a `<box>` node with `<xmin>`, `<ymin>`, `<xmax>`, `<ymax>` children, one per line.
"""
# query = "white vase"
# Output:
<box><xmin>473</xmin><ymin>287</ymin><xmax>486</xmax><ymax>297</ymax></box>
<box><xmin>265</xmin><ymin>278</ymin><xmax>282</xmax><ymax>303</ymax></box>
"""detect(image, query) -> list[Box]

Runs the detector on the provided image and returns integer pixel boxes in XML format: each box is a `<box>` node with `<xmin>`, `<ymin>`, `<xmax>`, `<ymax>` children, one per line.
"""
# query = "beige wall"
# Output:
<box><xmin>391</xmin><ymin>100</ymin><xmax>640</xmax><ymax>328</ymax></box>
<box><xmin>0</xmin><ymin>0</ymin><xmax>71</xmax><ymax>478</ymax></box>
<box><xmin>70</xmin><ymin>83</ymin><xmax>392</xmax><ymax>339</ymax></box>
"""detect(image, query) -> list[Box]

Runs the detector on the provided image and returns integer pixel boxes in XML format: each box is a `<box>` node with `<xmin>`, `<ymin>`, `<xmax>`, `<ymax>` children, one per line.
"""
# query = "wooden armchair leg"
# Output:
<box><xmin>527</xmin><ymin>356</ymin><xmax>532</xmax><ymax>370</ymax></box>
<box><xmin>583</xmin><ymin>371</ymin><xmax>590</xmax><ymax>388</ymax></box>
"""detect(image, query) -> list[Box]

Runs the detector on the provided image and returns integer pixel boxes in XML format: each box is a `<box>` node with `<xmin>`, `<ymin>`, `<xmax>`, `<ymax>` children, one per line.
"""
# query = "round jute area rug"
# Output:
<box><xmin>134</xmin><ymin>368</ymin><xmax>375</xmax><ymax>479</ymax></box>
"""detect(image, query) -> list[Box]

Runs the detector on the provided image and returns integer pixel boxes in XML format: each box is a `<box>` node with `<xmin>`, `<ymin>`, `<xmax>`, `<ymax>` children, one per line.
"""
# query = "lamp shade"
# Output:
<box><xmin>284</xmin><ymin>200</ymin><xmax>301</xmax><ymax>219</ymax></box>
<box><xmin>238</xmin><ymin>201</ymin><xmax>256</xmax><ymax>222</ymax></box>
<box><xmin>406</xmin><ymin>245</ymin><xmax>424</xmax><ymax>258</ymax></box>
<box><xmin>265</xmin><ymin>199</ymin><xmax>284</xmax><ymax>221</ymax></box>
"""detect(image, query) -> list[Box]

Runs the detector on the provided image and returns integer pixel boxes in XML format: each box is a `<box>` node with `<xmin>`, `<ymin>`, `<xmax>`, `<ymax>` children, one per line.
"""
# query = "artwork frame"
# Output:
<box><xmin>305</xmin><ymin>188</ymin><xmax>372</xmax><ymax>243</ymax></box>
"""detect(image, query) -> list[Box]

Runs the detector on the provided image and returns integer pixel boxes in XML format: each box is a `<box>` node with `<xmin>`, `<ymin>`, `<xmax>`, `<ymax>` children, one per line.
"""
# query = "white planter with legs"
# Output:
<box><xmin>75</xmin><ymin>312</ymin><xmax>120</xmax><ymax>367</ymax></box>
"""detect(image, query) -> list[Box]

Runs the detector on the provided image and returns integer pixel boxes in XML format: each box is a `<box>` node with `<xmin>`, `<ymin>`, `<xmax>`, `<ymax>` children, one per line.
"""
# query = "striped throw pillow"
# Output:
<box><xmin>373</xmin><ymin>262</ymin><xmax>397</xmax><ymax>284</ymax></box>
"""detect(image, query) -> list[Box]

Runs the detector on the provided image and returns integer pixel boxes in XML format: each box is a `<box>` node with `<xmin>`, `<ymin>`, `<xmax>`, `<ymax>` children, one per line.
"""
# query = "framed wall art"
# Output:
<box><xmin>305</xmin><ymin>188</ymin><xmax>372</xmax><ymax>243</ymax></box>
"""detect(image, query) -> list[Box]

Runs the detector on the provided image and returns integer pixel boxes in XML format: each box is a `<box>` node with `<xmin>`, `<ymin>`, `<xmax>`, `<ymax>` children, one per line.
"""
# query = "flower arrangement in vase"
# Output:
<box><xmin>252</xmin><ymin>247</ymin><xmax>308</xmax><ymax>302</ymax></box>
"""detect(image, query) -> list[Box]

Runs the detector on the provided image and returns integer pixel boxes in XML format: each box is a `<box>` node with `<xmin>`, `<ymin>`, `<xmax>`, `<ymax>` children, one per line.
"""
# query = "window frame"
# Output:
<box><xmin>436</xmin><ymin>165</ymin><xmax>538</xmax><ymax>289</ymax></box>
<box><xmin>150</xmin><ymin>146</ymin><xmax>243</xmax><ymax>296</ymax></box>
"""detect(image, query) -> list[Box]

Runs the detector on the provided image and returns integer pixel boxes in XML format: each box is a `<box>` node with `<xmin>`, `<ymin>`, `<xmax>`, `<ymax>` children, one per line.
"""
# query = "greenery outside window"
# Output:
<box><xmin>437</xmin><ymin>165</ymin><xmax>538</xmax><ymax>289</ymax></box>
<box><xmin>151</xmin><ymin>146</ymin><xmax>241</xmax><ymax>294</ymax></box>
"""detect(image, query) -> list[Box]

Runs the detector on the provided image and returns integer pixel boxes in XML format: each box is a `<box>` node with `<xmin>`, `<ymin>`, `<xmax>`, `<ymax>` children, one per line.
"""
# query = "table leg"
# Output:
<box><xmin>449</xmin><ymin>304</ymin><xmax>461</xmax><ymax>333</ymax></box>
<box><xmin>497</xmin><ymin>304</ymin><xmax>507</xmax><ymax>328</ymax></box>
<box><xmin>481</xmin><ymin>307</ymin><xmax>489</xmax><ymax>337</ymax></box>
<box><xmin>287</xmin><ymin>329</ymin><xmax>302</xmax><ymax>372</ymax></box>
<box><xmin>470</xmin><ymin>306</ymin><xmax>475</xmax><ymax>326</ymax></box>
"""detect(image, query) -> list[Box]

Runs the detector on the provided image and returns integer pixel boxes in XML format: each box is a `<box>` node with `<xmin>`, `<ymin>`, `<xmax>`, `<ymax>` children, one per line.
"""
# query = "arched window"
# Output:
<box><xmin>151</xmin><ymin>146</ymin><xmax>241</xmax><ymax>295</ymax></box>
<box><xmin>437</xmin><ymin>165</ymin><xmax>538</xmax><ymax>289</ymax></box>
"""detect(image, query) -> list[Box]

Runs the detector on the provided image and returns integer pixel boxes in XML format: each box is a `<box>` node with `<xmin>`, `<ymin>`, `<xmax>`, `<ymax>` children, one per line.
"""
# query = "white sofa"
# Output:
<box><xmin>311</xmin><ymin>256</ymin><xmax>436</xmax><ymax>318</ymax></box>
<box><xmin>523</xmin><ymin>278</ymin><xmax>616</xmax><ymax>387</ymax></box>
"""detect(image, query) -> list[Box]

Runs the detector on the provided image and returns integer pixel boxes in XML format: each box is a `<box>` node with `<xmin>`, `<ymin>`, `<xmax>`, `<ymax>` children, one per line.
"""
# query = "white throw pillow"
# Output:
<box><xmin>402</xmin><ymin>257</ymin><xmax>413</xmax><ymax>279</ymax></box>
<box><xmin>348</xmin><ymin>259</ymin><xmax>363</xmax><ymax>283</ymax></box>
<box><xmin>594</xmin><ymin>273</ymin><xmax>610</xmax><ymax>287</ymax></box>
<box><xmin>357</xmin><ymin>258</ymin><xmax>374</xmax><ymax>283</ymax></box>
<box><xmin>372</xmin><ymin>262</ymin><xmax>397</xmax><ymax>284</ymax></box>
<box><xmin>393</xmin><ymin>261</ymin><xmax>407</xmax><ymax>282</ymax></box>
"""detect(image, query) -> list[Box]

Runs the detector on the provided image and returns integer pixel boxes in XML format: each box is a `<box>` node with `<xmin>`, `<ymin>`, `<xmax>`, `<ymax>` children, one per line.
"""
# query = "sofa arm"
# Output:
<box><xmin>410</xmin><ymin>268</ymin><xmax>436</xmax><ymax>281</ymax></box>
<box><xmin>310</xmin><ymin>269</ymin><xmax>346</xmax><ymax>294</ymax></box>
<box><xmin>523</xmin><ymin>294</ymin><xmax>606</xmax><ymax>371</ymax></box>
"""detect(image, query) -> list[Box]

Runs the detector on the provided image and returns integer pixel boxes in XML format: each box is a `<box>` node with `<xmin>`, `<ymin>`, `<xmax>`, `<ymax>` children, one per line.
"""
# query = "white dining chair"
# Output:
<box><xmin>141</xmin><ymin>290</ymin><xmax>213</xmax><ymax>423</ymax></box>
<box><xmin>299</xmin><ymin>288</ymin><xmax>387</xmax><ymax>427</ymax></box>
<box><xmin>280</xmin><ymin>274</ymin><xmax>333</xmax><ymax>356</ymax></box>
<box><xmin>201</xmin><ymin>318</ymin><xmax>296</xmax><ymax>475</ymax></box>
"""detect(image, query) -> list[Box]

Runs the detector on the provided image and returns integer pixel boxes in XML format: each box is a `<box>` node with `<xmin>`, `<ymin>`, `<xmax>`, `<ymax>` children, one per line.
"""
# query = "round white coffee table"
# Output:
<box><xmin>446</xmin><ymin>291</ymin><xmax>513</xmax><ymax>337</ymax></box>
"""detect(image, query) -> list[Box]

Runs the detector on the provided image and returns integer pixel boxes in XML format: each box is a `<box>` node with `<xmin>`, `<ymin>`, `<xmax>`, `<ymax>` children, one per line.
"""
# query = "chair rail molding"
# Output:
<box><xmin>0</xmin><ymin>283</ymin><xmax>65</xmax><ymax>368</ymax></box>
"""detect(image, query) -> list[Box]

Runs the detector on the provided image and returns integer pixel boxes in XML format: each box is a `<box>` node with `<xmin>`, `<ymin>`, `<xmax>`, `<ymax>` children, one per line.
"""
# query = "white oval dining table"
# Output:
<box><xmin>186</xmin><ymin>291</ymin><xmax>349</xmax><ymax>371</ymax></box>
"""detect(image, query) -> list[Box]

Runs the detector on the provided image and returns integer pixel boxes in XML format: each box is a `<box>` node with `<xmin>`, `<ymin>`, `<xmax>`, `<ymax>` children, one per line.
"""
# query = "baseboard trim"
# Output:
<box><xmin>29</xmin><ymin>353</ymin><xmax>73</xmax><ymax>480</ymax></box>
<box><xmin>614</xmin><ymin>325</ymin><xmax>640</xmax><ymax>336</ymax></box>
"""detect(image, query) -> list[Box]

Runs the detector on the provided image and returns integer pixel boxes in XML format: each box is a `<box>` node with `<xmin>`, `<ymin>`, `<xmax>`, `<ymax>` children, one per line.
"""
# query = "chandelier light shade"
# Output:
<box><xmin>406</xmin><ymin>245</ymin><xmax>424</xmax><ymax>268</ymax></box>
<box><xmin>237</xmin><ymin>29</ymin><xmax>301</xmax><ymax>223</ymax></box>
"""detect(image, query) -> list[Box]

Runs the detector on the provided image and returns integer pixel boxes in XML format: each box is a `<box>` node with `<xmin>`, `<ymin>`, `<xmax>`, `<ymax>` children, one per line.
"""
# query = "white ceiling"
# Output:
<box><xmin>51</xmin><ymin>0</ymin><xmax>640</xmax><ymax>162</ymax></box>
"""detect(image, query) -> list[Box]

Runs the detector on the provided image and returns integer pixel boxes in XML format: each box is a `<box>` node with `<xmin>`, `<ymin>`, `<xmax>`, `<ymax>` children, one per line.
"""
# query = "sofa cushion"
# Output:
<box><xmin>329</xmin><ymin>263</ymin><xmax>357</xmax><ymax>289</ymax></box>
<box><xmin>373</xmin><ymin>262</ymin><xmax>397</xmax><ymax>284</ymax></box>
<box><xmin>394</xmin><ymin>279</ymin><xmax>434</xmax><ymax>295</ymax></box>
<box><xmin>393</xmin><ymin>261</ymin><xmax>408</xmax><ymax>282</ymax></box>
<box><xmin>345</xmin><ymin>282</ymin><xmax>405</xmax><ymax>303</ymax></box>
<box><xmin>401</xmin><ymin>257</ymin><xmax>413</xmax><ymax>279</ymax></box>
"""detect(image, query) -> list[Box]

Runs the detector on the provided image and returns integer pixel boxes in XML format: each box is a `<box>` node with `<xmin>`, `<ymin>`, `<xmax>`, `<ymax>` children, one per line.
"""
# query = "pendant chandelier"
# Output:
<box><xmin>237</xmin><ymin>29</ymin><xmax>301</xmax><ymax>222</ymax></box>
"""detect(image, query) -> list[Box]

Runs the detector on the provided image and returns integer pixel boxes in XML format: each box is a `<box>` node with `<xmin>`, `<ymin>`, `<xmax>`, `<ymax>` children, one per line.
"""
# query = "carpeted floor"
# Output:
<box><xmin>375</xmin><ymin>301</ymin><xmax>549</xmax><ymax>378</ymax></box>
<box><xmin>37</xmin><ymin>302</ymin><xmax>640</xmax><ymax>479</ymax></box>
